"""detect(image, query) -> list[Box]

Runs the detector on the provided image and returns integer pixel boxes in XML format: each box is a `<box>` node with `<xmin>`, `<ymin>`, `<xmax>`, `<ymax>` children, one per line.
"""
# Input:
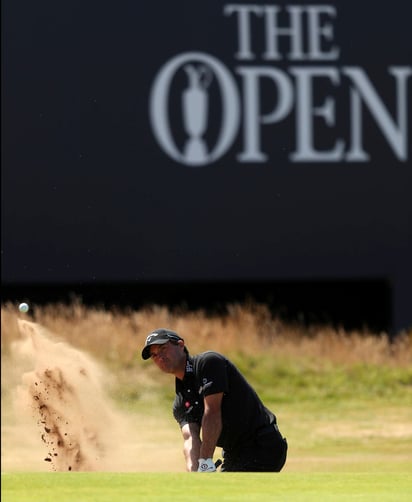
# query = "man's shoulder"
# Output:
<box><xmin>191</xmin><ymin>351</ymin><xmax>229</xmax><ymax>374</ymax></box>
<box><xmin>193</xmin><ymin>351</ymin><xmax>226</xmax><ymax>364</ymax></box>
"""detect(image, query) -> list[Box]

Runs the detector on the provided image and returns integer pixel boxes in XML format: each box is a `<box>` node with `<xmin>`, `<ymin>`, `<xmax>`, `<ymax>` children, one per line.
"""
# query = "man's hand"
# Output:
<box><xmin>197</xmin><ymin>458</ymin><xmax>216</xmax><ymax>472</ymax></box>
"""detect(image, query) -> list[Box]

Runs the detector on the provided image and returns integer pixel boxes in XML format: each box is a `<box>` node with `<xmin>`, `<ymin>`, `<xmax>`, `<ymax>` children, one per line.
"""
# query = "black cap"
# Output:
<box><xmin>141</xmin><ymin>329</ymin><xmax>183</xmax><ymax>360</ymax></box>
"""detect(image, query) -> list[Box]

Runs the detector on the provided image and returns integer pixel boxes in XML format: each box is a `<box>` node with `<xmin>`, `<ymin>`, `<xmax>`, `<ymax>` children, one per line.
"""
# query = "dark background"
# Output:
<box><xmin>2</xmin><ymin>1</ymin><xmax>411</xmax><ymax>334</ymax></box>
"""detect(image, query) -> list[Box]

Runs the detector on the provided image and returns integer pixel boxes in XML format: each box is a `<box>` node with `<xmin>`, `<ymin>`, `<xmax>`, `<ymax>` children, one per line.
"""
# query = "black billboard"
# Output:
<box><xmin>2</xmin><ymin>1</ymin><xmax>411</xmax><ymax>332</ymax></box>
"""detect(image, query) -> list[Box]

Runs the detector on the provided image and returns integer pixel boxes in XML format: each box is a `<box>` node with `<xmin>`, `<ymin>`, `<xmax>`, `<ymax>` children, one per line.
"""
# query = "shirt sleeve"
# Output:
<box><xmin>196</xmin><ymin>352</ymin><xmax>229</xmax><ymax>397</ymax></box>
<box><xmin>173</xmin><ymin>393</ymin><xmax>203</xmax><ymax>428</ymax></box>
<box><xmin>173</xmin><ymin>394</ymin><xmax>188</xmax><ymax>427</ymax></box>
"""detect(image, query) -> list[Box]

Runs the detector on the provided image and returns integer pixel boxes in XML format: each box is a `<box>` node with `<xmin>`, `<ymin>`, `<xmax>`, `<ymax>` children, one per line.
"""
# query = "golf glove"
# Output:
<box><xmin>197</xmin><ymin>458</ymin><xmax>216</xmax><ymax>472</ymax></box>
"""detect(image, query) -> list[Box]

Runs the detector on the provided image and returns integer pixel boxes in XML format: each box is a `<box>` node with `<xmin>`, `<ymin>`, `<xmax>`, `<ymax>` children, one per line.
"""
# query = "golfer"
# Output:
<box><xmin>141</xmin><ymin>328</ymin><xmax>288</xmax><ymax>472</ymax></box>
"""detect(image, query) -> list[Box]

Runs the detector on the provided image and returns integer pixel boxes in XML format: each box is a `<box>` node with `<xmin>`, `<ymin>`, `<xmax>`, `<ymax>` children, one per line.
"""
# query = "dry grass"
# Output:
<box><xmin>2</xmin><ymin>301</ymin><xmax>411</xmax><ymax>369</ymax></box>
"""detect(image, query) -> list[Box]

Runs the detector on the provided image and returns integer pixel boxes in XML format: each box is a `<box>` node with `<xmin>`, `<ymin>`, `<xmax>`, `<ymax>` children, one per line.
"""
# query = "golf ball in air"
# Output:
<box><xmin>19</xmin><ymin>302</ymin><xmax>29</xmax><ymax>313</ymax></box>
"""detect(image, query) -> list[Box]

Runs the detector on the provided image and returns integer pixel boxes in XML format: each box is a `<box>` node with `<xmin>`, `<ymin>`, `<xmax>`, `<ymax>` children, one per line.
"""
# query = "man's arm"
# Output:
<box><xmin>199</xmin><ymin>392</ymin><xmax>223</xmax><ymax>460</ymax></box>
<box><xmin>181</xmin><ymin>422</ymin><xmax>202</xmax><ymax>472</ymax></box>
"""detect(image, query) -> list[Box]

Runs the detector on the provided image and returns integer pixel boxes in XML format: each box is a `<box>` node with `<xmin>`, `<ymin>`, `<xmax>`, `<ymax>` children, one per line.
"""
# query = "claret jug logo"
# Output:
<box><xmin>149</xmin><ymin>4</ymin><xmax>412</xmax><ymax>167</ymax></box>
<box><xmin>150</xmin><ymin>53</ymin><xmax>240</xmax><ymax>166</ymax></box>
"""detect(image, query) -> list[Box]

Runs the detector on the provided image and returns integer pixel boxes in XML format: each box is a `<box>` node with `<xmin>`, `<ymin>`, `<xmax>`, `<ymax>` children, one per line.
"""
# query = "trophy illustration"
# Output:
<box><xmin>182</xmin><ymin>64</ymin><xmax>212</xmax><ymax>165</ymax></box>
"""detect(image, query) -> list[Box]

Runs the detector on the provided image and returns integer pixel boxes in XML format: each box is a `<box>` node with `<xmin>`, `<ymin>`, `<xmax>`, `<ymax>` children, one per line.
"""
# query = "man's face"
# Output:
<box><xmin>149</xmin><ymin>341</ymin><xmax>185</xmax><ymax>375</ymax></box>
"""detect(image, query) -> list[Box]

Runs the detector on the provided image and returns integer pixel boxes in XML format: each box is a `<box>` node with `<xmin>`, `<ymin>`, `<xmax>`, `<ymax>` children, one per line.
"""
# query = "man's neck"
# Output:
<box><xmin>174</xmin><ymin>354</ymin><xmax>189</xmax><ymax>381</ymax></box>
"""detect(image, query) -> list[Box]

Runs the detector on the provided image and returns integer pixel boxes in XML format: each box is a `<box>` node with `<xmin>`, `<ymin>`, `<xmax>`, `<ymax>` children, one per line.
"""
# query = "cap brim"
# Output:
<box><xmin>141</xmin><ymin>339</ymin><xmax>170</xmax><ymax>360</ymax></box>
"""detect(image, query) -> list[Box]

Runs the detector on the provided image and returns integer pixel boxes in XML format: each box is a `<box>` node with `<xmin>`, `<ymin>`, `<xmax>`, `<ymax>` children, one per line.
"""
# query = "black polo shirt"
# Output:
<box><xmin>173</xmin><ymin>351</ymin><xmax>276</xmax><ymax>452</ymax></box>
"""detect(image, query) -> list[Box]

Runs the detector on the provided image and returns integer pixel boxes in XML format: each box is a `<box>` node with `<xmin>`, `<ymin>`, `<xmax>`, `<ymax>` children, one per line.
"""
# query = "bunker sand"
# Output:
<box><xmin>2</xmin><ymin>320</ymin><xmax>182</xmax><ymax>472</ymax></box>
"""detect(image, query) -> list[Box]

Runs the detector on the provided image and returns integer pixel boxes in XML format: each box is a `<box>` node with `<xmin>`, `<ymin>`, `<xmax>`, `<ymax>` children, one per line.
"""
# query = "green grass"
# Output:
<box><xmin>229</xmin><ymin>352</ymin><xmax>412</xmax><ymax>404</ymax></box>
<box><xmin>2</xmin><ymin>472</ymin><xmax>412</xmax><ymax>501</ymax></box>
